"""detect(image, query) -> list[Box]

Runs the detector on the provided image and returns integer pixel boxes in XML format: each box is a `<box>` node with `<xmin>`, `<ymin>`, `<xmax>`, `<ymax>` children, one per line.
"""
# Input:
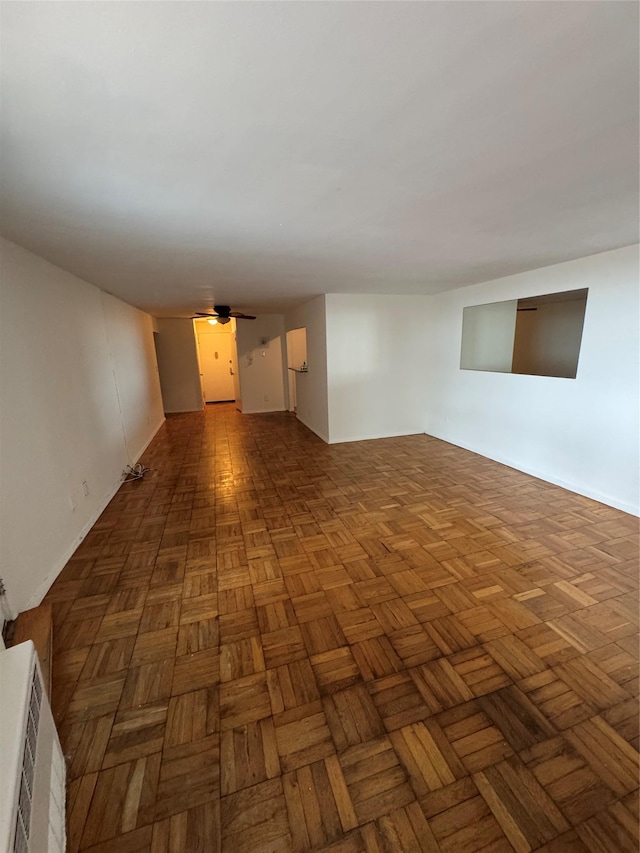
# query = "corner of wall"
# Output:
<box><xmin>422</xmin><ymin>245</ymin><xmax>640</xmax><ymax>515</ymax></box>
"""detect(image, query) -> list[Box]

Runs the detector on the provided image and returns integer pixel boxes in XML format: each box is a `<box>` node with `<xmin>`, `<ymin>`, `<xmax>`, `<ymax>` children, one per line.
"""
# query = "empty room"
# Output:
<box><xmin>0</xmin><ymin>2</ymin><xmax>638</xmax><ymax>852</ymax></box>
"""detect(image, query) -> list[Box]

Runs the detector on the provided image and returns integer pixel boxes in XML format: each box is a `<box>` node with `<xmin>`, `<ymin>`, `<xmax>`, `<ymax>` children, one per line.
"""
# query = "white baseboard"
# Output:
<box><xmin>26</xmin><ymin>476</ymin><xmax>124</xmax><ymax>610</ymax></box>
<box><xmin>128</xmin><ymin>417</ymin><xmax>166</xmax><ymax>464</ymax></box>
<box><xmin>25</xmin><ymin>418</ymin><xmax>167</xmax><ymax>611</ymax></box>
<box><xmin>295</xmin><ymin>413</ymin><xmax>329</xmax><ymax>443</ymax></box>
<box><xmin>424</xmin><ymin>431</ymin><xmax>639</xmax><ymax>517</ymax></box>
<box><xmin>328</xmin><ymin>429</ymin><xmax>423</xmax><ymax>445</ymax></box>
<box><xmin>240</xmin><ymin>407</ymin><xmax>287</xmax><ymax>414</ymax></box>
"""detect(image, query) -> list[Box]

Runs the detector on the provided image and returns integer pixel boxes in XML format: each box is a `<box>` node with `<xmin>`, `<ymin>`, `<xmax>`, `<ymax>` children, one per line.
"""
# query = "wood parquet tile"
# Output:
<box><xmin>42</xmin><ymin>404</ymin><xmax>639</xmax><ymax>851</ymax></box>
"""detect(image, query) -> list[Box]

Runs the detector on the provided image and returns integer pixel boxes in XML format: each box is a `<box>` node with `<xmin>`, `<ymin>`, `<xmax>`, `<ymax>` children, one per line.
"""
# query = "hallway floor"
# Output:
<box><xmin>46</xmin><ymin>404</ymin><xmax>639</xmax><ymax>852</ymax></box>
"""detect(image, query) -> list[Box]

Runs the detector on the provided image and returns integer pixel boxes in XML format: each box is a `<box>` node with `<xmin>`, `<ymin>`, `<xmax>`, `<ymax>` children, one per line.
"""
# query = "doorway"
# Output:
<box><xmin>194</xmin><ymin>320</ymin><xmax>237</xmax><ymax>403</ymax></box>
<box><xmin>285</xmin><ymin>327</ymin><xmax>307</xmax><ymax>413</ymax></box>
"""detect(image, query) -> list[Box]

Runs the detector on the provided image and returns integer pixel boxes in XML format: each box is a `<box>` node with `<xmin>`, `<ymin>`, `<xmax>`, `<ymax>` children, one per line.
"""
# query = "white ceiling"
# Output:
<box><xmin>1</xmin><ymin>2</ymin><xmax>638</xmax><ymax>317</ymax></box>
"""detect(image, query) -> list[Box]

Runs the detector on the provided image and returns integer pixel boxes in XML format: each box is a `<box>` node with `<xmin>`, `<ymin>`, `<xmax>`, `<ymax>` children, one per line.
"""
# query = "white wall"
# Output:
<box><xmin>0</xmin><ymin>238</ymin><xmax>165</xmax><ymax>615</ymax></box>
<box><xmin>285</xmin><ymin>296</ymin><xmax>329</xmax><ymax>441</ymax></box>
<box><xmin>154</xmin><ymin>319</ymin><xmax>203</xmax><ymax>413</ymax></box>
<box><xmin>423</xmin><ymin>245</ymin><xmax>640</xmax><ymax>515</ymax></box>
<box><xmin>325</xmin><ymin>294</ymin><xmax>432</xmax><ymax>444</ymax></box>
<box><xmin>236</xmin><ymin>315</ymin><xmax>287</xmax><ymax>414</ymax></box>
<box><xmin>104</xmin><ymin>294</ymin><xmax>166</xmax><ymax>460</ymax></box>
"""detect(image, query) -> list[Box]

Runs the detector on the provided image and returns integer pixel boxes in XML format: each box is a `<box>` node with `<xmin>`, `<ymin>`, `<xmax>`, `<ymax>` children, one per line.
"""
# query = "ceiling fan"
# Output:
<box><xmin>193</xmin><ymin>305</ymin><xmax>256</xmax><ymax>325</ymax></box>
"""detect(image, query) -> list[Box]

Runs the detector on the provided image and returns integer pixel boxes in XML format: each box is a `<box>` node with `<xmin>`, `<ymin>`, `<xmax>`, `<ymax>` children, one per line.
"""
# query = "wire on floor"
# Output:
<box><xmin>122</xmin><ymin>463</ymin><xmax>153</xmax><ymax>482</ymax></box>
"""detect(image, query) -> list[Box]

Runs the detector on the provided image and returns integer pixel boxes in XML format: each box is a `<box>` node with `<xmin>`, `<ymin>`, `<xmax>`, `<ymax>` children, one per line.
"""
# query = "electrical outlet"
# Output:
<box><xmin>82</xmin><ymin>480</ymin><xmax>89</xmax><ymax>497</ymax></box>
<box><xmin>264</xmin><ymin>395</ymin><xmax>269</xmax><ymax>404</ymax></box>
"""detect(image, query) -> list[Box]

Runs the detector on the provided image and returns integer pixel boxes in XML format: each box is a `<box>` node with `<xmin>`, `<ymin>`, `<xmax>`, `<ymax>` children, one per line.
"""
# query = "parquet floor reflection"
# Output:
<box><xmin>46</xmin><ymin>404</ymin><xmax>639</xmax><ymax>852</ymax></box>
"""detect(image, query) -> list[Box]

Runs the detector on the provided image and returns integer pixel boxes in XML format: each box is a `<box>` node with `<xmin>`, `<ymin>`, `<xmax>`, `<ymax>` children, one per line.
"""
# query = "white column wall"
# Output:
<box><xmin>325</xmin><ymin>294</ymin><xmax>432</xmax><ymax>444</ymax></box>
<box><xmin>285</xmin><ymin>296</ymin><xmax>329</xmax><ymax>442</ymax></box>
<box><xmin>236</xmin><ymin>315</ymin><xmax>287</xmax><ymax>414</ymax></box>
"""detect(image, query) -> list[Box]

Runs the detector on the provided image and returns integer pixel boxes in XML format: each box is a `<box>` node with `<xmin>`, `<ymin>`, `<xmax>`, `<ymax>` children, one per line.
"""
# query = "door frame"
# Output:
<box><xmin>193</xmin><ymin>319</ymin><xmax>238</xmax><ymax>404</ymax></box>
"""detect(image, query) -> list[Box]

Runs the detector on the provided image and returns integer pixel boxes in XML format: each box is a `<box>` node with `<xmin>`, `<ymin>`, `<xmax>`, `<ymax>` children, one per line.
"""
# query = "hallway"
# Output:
<box><xmin>46</xmin><ymin>404</ymin><xmax>638</xmax><ymax>852</ymax></box>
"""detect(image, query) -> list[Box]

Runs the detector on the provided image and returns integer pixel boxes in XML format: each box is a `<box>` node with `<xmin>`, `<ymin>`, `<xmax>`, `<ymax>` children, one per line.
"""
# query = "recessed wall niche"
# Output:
<box><xmin>460</xmin><ymin>288</ymin><xmax>588</xmax><ymax>379</ymax></box>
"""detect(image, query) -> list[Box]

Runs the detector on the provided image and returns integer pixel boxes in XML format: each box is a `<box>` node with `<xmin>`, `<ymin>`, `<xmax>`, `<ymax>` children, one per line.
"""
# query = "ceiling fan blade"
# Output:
<box><xmin>194</xmin><ymin>308</ymin><xmax>255</xmax><ymax>320</ymax></box>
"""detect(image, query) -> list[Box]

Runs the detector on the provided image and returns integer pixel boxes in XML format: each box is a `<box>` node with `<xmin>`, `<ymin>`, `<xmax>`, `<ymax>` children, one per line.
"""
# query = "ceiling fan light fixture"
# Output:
<box><xmin>193</xmin><ymin>306</ymin><xmax>254</xmax><ymax>322</ymax></box>
<box><xmin>208</xmin><ymin>318</ymin><xmax>218</xmax><ymax>325</ymax></box>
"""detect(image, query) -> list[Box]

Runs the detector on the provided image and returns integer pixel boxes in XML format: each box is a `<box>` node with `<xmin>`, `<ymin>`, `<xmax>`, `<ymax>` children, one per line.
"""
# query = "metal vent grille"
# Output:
<box><xmin>13</xmin><ymin>665</ymin><xmax>42</xmax><ymax>853</ymax></box>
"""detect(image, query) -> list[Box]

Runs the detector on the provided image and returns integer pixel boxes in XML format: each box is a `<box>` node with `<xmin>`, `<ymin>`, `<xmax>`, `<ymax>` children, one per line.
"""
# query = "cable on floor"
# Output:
<box><xmin>122</xmin><ymin>462</ymin><xmax>153</xmax><ymax>482</ymax></box>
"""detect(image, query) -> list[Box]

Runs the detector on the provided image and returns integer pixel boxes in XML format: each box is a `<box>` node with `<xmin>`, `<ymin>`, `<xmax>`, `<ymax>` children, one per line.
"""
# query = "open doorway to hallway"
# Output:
<box><xmin>194</xmin><ymin>318</ymin><xmax>239</xmax><ymax>406</ymax></box>
<box><xmin>285</xmin><ymin>326</ymin><xmax>307</xmax><ymax>413</ymax></box>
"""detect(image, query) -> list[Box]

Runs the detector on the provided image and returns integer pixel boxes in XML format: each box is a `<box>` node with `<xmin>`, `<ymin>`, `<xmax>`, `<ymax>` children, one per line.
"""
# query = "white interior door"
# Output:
<box><xmin>197</xmin><ymin>333</ymin><xmax>235</xmax><ymax>402</ymax></box>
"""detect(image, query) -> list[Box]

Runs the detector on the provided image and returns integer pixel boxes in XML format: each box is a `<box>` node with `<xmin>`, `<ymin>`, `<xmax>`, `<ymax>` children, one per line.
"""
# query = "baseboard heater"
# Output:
<box><xmin>0</xmin><ymin>641</ymin><xmax>66</xmax><ymax>853</ymax></box>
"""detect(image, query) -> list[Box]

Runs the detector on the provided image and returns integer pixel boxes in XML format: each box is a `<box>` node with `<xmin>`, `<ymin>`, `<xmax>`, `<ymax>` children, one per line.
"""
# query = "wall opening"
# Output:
<box><xmin>286</xmin><ymin>327</ymin><xmax>308</xmax><ymax>412</ymax></box>
<box><xmin>460</xmin><ymin>288</ymin><xmax>588</xmax><ymax>378</ymax></box>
